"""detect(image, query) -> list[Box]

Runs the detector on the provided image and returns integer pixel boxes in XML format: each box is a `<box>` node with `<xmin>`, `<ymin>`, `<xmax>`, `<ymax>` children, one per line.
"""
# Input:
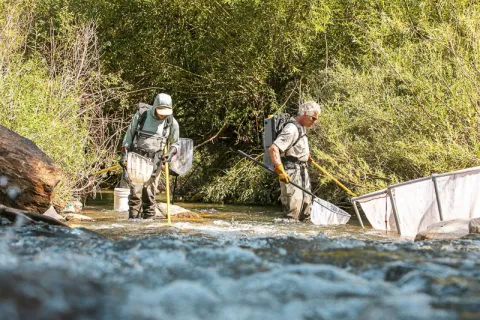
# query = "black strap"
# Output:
<box><xmin>138</xmin><ymin>110</ymin><xmax>149</xmax><ymax>131</ymax></box>
<box><xmin>130</xmin><ymin>110</ymin><xmax>148</xmax><ymax>150</ymax></box>
<box><xmin>279</xmin><ymin>121</ymin><xmax>306</xmax><ymax>164</ymax></box>
<box><xmin>131</xmin><ymin>108</ymin><xmax>173</xmax><ymax>151</ymax></box>
<box><xmin>284</xmin><ymin>120</ymin><xmax>306</xmax><ymax>151</ymax></box>
<box><xmin>162</xmin><ymin>115</ymin><xmax>173</xmax><ymax>137</ymax></box>
<box><xmin>283</xmin><ymin>155</ymin><xmax>307</xmax><ymax>163</ymax></box>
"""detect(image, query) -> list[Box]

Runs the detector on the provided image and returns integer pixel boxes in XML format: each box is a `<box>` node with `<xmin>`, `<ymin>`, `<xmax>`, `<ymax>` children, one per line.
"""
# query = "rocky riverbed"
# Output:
<box><xmin>0</xmin><ymin>192</ymin><xmax>479</xmax><ymax>320</ymax></box>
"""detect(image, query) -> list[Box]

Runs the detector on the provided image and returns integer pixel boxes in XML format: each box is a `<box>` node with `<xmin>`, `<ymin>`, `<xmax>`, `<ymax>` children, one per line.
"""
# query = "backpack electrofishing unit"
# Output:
<box><xmin>262</xmin><ymin>113</ymin><xmax>304</xmax><ymax>170</ymax></box>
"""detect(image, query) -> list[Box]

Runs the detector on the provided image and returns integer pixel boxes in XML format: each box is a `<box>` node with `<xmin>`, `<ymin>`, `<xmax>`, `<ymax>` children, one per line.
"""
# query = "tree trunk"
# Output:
<box><xmin>0</xmin><ymin>125</ymin><xmax>62</xmax><ymax>213</ymax></box>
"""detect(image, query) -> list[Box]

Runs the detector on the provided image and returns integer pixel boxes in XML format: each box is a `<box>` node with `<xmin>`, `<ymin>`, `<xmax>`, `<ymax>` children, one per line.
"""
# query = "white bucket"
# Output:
<box><xmin>113</xmin><ymin>187</ymin><xmax>130</xmax><ymax>211</ymax></box>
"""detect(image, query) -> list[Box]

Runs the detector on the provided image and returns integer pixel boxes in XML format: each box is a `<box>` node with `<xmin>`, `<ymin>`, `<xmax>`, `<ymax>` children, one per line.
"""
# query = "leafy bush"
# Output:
<box><xmin>3</xmin><ymin>0</ymin><xmax>480</xmax><ymax>206</ymax></box>
<box><xmin>0</xmin><ymin>1</ymin><xmax>126</xmax><ymax>205</ymax></box>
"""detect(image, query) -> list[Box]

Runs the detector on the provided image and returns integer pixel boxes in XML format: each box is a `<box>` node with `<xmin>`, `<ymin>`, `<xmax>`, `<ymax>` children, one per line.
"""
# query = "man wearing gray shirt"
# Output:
<box><xmin>268</xmin><ymin>101</ymin><xmax>321</xmax><ymax>221</ymax></box>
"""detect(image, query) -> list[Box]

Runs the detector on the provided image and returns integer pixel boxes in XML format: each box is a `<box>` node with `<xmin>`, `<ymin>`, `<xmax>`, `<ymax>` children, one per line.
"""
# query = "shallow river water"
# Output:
<box><xmin>0</xmin><ymin>191</ymin><xmax>479</xmax><ymax>320</ymax></box>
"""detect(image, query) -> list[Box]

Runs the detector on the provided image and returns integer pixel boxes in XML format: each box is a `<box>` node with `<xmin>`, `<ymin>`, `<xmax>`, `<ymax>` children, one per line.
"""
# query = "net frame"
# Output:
<box><xmin>352</xmin><ymin>166</ymin><xmax>480</xmax><ymax>237</ymax></box>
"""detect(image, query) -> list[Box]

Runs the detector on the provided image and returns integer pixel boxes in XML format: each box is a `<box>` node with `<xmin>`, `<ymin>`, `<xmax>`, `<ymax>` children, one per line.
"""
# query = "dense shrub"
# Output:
<box><xmin>0</xmin><ymin>1</ymin><xmax>127</xmax><ymax>204</ymax></box>
<box><xmin>2</xmin><ymin>0</ymin><xmax>479</xmax><ymax>205</ymax></box>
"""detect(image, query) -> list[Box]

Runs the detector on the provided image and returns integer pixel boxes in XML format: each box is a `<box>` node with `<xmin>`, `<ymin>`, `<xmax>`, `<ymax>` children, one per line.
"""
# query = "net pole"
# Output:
<box><xmin>432</xmin><ymin>174</ymin><xmax>444</xmax><ymax>221</ymax></box>
<box><xmin>352</xmin><ymin>200</ymin><xmax>365</xmax><ymax>229</ymax></box>
<box><xmin>387</xmin><ymin>187</ymin><xmax>402</xmax><ymax>235</ymax></box>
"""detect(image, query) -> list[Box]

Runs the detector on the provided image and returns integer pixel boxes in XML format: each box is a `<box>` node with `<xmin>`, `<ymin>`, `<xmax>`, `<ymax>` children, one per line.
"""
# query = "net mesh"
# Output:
<box><xmin>311</xmin><ymin>197</ymin><xmax>351</xmax><ymax>225</ymax></box>
<box><xmin>170</xmin><ymin>138</ymin><xmax>193</xmax><ymax>176</ymax></box>
<box><xmin>358</xmin><ymin>191</ymin><xmax>396</xmax><ymax>231</ymax></box>
<box><xmin>436</xmin><ymin>171</ymin><xmax>480</xmax><ymax>220</ymax></box>
<box><xmin>127</xmin><ymin>152</ymin><xmax>154</xmax><ymax>184</ymax></box>
<box><xmin>356</xmin><ymin>167</ymin><xmax>480</xmax><ymax>237</ymax></box>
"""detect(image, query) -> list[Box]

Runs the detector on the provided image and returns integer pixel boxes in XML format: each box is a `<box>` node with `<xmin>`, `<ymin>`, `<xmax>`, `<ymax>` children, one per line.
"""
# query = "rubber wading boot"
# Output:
<box><xmin>142</xmin><ymin>206</ymin><xmax>156</xmax><ymax>219</ymax></box>
<box><xmin>128</xmin><ymin>209</ymin><xmax>140</xmax><ymax>219</ymax></box>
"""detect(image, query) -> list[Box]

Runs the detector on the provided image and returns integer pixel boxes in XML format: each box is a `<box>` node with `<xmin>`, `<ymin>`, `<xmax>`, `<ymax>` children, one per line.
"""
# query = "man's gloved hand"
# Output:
<box><xmin>308</xmin><ymin>154</ymin><xmax>313</xmax><ymax>163</ymax></box>
<box><xmin>119</xmin><ymin>147</ymin><xmax>128</xmax><ymax>168</ymax></box>
<box><xmin>274</xmin><ymin>163</ymin><xmax>291</xmax><ymax>183</ymax></box>
<box><xmin>161</xmin><ymin>146</ymin><xmax>177</xmax><ymax>163</ymax></box>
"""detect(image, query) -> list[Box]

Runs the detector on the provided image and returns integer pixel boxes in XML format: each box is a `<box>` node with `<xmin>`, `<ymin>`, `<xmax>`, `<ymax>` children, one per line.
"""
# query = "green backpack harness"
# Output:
<box><xmin>131</xmin><ymin>103</ymin><xmax>173</xmax><ymax>158</ymax></box>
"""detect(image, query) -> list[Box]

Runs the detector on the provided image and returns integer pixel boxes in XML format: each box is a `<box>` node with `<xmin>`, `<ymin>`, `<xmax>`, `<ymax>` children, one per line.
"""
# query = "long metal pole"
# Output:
<box><xmin>431</xmin><ymin>174</ymin><xmax>444</xmax><ymax>221</ymax></box>
<box><xmin>93</xmin><ymin>164</ymin><xmax>121</xmax><ymax>176</ymax></box>
<box><xmin>352</xmin><ymin>200</ymin><xmax>365</xmax><ymax>229</ymax></box>
<box><xmin>387</xmin><ymin>187</ymin><xmax>402</xmax><ymax>235</ymax></box>
<box><xmin>310</xmin><ymin>159</ymin><xmax>357</xmax><ymax>197</ymax></box>
<box><xmin>237</xmin><ymin>150</ymin><xmax>333</xmax><ymax>212</ymax></box>
<box><xmin>351</xmin><ymin>189</ymin><xmax>387</xmax><ymax>202</ymax></box>
<box><xmin>164</xmin><ymin>146</ymin><xmax>172</xmax><ymax>226</ymax></box>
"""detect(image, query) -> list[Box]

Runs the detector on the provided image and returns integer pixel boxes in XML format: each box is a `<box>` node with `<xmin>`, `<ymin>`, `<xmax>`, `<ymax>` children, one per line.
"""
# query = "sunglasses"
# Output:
<box><xmin>309</xmin><ymin>115</ymin><xmax>318</xmax><ymax>121</ymax></box>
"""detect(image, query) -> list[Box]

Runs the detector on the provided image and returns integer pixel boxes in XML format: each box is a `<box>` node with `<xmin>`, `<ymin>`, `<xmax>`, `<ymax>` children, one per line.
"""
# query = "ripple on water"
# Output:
<box><xmin>0</xmin><ymin>209</ymin><xmax>479</xmax><ymax>319</ymax></box>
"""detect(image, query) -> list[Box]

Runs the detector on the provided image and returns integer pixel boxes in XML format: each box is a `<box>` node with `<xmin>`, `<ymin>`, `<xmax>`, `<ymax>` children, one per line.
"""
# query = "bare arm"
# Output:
<box><xmin>268</xmin><ymin>144</ymin><xmax>282</xmax><ymax>167</ymax></box>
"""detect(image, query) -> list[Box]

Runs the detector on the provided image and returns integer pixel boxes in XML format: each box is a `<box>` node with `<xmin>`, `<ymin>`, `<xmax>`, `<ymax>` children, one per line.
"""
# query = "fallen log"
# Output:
<box><xmin>0</xmin><ymin>125</ymin><xmax>62</xmax><ymax>213</ymax></box>
<box><xmin>0</xmin><ymin>204</ymin><xmax>69</xmax><ymax>228</ymax></box>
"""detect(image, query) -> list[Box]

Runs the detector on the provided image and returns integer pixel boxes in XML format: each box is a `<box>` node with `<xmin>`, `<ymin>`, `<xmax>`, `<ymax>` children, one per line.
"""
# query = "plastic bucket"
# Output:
<box><xmin>113</xmin><ymin>187</ymin><xmax>130</xmax><ymax>211</ymax></box>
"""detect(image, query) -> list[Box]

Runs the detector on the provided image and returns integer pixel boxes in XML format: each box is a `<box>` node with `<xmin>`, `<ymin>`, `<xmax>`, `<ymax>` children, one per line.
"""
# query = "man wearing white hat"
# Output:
<box><xmin>120</xmin><ymin>93</ymin><xmax>180</xmax><ymax>219</ymax></box>
<box><xmin>268</xmin><ymin>101</ymin><xmax>321</xmax><ymax>221</ymax></box>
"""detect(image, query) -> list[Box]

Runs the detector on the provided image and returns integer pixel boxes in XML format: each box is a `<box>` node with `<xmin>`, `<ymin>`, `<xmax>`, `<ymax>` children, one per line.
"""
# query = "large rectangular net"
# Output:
<box><xmin>354</xmin><ymin>167</ymin><xmax>480</xmax><ymax>237</ymax></box>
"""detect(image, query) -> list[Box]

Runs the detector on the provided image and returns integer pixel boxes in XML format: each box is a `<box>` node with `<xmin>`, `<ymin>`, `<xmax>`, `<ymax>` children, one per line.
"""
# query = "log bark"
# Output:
<box><xmin>0</xmin><ymin>204</ymin><xmax>69</xmax><ymax>227</ymax></box>
<box><xmin>0</xmin><ymin>125</ymin><xmax>62</xmax><ymax>213</ymax></box>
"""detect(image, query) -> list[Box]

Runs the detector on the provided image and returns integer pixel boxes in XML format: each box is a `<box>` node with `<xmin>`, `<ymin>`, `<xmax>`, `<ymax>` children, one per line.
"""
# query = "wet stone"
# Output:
<box><xmin>468</xmin><ymin>218</ymin><xmax>480</xmax><ymax>234</ymax></box>
<box><xmin>43</xmin><ymin>206</ymin><xmax>65</xmax><ymax>221</ymax></box>
<box><xmin>414</xmin><ymin>219</ymin><xmax>471</xmax><ymax>241</ymax></box>
<box><xmin>64</xmin><ymin>213</ymin><xmax>94</xmax><ymax>221</ymax></box>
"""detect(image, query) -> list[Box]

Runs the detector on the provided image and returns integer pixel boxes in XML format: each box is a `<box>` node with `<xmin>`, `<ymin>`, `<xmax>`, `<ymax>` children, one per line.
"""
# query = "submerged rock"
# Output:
<box><xmin>468</xmin><ymin>218</ymin><xmax>480</xmax><ymax>234</ymax></box>
<box><xmin>414</xmin><ymin>219</ymin><xmax>471</xmax><ymax>241</ymax></box>
<box><xmin>155</xmin><ymin>202</ymin><xmax>199</xmax><ymax>218</ymax></box>
<box><xmin>64</xmin><ymin>214</ymin><xmax>94</xmax><ymax>222</ymax></box>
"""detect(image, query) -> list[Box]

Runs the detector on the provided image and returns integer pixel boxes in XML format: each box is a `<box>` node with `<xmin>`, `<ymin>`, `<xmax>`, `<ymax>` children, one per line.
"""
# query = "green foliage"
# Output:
<box><xmin>0</xmin><ymin>55</ymin><xmax>88</xmax><ymax>200</ymax></box>
<box><xmin>2</xmin><ymin>0</ymin><xmax>480</xmax><ymax>206</ymax></box>
<box><xmin>0</xmin><ymin>0</ymin><xmax>126</xmax><ymax>204</ymax></box>
<box><xmin>200</xmin><ymin>151</ymin><xmax>279</xmax><ymax>204</ymax></box>
<box><xmin>306</xmin><ymin>0</ymin><xmax>480</xmax><ymax>199</ymax></box>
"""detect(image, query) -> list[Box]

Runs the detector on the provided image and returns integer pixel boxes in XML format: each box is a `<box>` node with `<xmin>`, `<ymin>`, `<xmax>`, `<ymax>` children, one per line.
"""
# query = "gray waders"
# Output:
<box><xmin>280</xmin><ymin>160</ymin><xmax>312</xmax><ymax>221</ymax></box>
<box><xmin>128</xmin><ymin>151</ymin><xmax>165</xmax><ymax>219</ymax></box>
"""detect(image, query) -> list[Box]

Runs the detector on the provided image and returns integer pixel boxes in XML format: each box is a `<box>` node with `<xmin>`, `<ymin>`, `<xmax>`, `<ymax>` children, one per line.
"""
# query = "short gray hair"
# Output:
<box><xmin>298</xmin><ymin>101</ymin><xmax>321</xmax><ymax>116</ymax></box>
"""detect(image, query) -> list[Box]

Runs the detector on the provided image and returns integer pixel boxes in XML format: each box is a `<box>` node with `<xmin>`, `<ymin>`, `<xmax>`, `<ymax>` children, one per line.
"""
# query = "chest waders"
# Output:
<box><xmin>279</xmin><ymin>122</ymin><xmax>309</xmax><ymax>219</ymax></box>
<box><xmin>128</xmin><ymin>106</ymin><xmax>173</xmax><ymax>219</ymax></box>
<box><xmin>131</xmin><ymin>107</ymin><xmax>173</xmax><ymax>176</ymax></box>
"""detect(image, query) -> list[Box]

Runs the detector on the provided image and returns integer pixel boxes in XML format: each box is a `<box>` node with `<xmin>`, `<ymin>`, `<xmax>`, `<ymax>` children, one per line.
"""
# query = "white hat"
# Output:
<box><xmin>298</xmin><ymin>101</ymin><xmax>321</xmax><ymax>116</ymax></box>
<box><xmin>153</xmin><ymin>93</ymin><xmax>173</xmax><ymax>116</ymax></box>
